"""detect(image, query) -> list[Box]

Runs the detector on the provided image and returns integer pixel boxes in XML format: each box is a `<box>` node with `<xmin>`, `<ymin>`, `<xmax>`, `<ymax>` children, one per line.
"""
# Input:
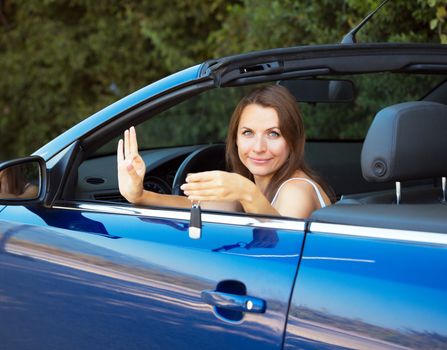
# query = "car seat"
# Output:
<box><xmin>338</xmin><ymin>101</ymin><xmax>447</xmax><ymax>205</ymax></box>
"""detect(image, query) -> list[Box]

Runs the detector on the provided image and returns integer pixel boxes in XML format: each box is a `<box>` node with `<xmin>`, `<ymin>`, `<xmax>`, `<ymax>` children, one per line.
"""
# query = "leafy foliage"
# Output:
<box><xmin>0</xmin><ymin>0</ymin><xmax>445</xmax><ymax>158</ymax></box>
<box><xmin>0</xmin><ymin>0</ymin><xmax>232</xmax><ymax>159</ymax></box>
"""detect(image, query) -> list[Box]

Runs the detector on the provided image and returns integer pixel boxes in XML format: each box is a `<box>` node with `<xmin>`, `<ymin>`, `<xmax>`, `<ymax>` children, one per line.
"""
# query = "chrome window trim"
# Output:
<box><xmin>53</xmin><ymin>202</ymin><xmax>306</xmax><ymax>231</ymax></box>
<box><xmin>52</xmin><ymin>203</ymin><xmax>447</xmax><ymax>244</ymax></box>
<box><xmin>310</xmin><ymin>222</ymin><xmax>447</xmax><ymax>245</ymax></box>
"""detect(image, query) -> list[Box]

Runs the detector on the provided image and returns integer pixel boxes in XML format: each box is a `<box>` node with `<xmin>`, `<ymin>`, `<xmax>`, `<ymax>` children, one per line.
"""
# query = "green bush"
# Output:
<box><xmin>0</xmin><ymin>0</ymin><xmax>444</xmax><ymax>159</ymax></box>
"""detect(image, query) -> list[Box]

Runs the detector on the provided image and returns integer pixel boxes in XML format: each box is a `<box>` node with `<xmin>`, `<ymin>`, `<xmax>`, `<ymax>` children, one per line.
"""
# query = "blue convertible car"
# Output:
<box><xmin>1</xmin><ymin>41</ymin><xmax>447</xmax><ymax>349</ymax></box>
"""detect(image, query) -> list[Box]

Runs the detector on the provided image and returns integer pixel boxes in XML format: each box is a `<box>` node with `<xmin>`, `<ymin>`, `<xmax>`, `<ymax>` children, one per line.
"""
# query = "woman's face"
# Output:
<box><xmin>236</xmin><ymin>104</ymin><xmax>290</xmax><ymax>181</ymax></box>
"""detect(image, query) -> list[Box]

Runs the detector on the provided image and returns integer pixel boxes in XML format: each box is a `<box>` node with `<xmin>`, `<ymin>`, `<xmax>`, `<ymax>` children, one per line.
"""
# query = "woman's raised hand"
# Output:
<box><xmin>117</xmin><ymin>126</ymin><xmax>146</xmax><ymax>203</ymax></box>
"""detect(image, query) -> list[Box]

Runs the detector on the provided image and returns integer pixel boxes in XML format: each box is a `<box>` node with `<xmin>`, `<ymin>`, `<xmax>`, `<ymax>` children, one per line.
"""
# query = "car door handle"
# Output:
<box><xmin>201</xmin><ymin>290</ymin><xmax>266</xmax><ymax>313</ymax></box>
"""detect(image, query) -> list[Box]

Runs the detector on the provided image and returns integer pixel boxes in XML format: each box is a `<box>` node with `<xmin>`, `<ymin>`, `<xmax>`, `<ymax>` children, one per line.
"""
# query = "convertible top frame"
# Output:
<box><xmin>203</xmin><ymin>43</ymin><xmax>447</xmax><ymax>86</ymax></box>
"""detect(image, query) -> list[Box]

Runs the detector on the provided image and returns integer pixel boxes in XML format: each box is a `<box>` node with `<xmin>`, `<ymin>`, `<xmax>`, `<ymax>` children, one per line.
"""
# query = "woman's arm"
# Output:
<box><xmin>117</xmin><ymin>127</ymin><xmax>239</xmax><ymax>212</ymax></box>
<box><xmin>181</xmin><ymin>171</ymin><xmax>280</xmax><ymax>216</ymax></box>
<box><xmin>182</xmin><ymin>171</ymin><xmax>328</xmax><ymax>219</ymax></box>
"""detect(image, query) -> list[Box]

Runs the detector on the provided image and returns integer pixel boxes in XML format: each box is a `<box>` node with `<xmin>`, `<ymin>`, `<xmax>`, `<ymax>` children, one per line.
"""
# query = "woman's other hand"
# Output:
<box><xmin>181</xmin><ymin>171</ymin><xmax>253</xmax><ymax>203</ymax></box>
<box><xmin>181</xmin><ymin>170</ymin><xmax>279</xmax><ymax>216</ymax></box>
<box><xmin>117</xmin><ymin>126</ymin><xmax>146</xmax><ymax>203</ymax></box>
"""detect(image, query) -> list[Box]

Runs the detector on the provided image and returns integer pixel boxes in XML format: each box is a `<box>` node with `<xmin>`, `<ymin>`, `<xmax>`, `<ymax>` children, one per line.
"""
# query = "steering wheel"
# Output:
<box><xmin>172</xmin><ymin>144</ymin><xmax>226</xmax><ymax>195</ymax></box>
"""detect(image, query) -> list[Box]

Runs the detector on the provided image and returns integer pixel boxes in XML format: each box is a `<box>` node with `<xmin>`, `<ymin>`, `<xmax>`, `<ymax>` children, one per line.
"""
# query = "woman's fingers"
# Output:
<box><xmin>118</xmin><ymin>133</ymin><xmax>140</xmax><ymax>177</ymax></box>
<box><xmin>183</xmin><ymin>171</ymin><xmax>247</xmax><ymax>203</ymax></box>
<box><xmin>186</xmin><ymin>193</ymin><xmax>220</xmax><ymax>201</ymax></box>
<box><xmin>183</xmin><ymin>188</ymin><xmax>219</xmax><ymax>196</ymax></box>
<box><xmin>186</xmin><ymin>171</ymin><xmax>221</xmax><ymax>183</ymax></box>
<box><xmin>117</xmin><ymin>139</ymin><xmax>124</xmax><ymax>163</ymax></box>
<box><xmin>120</xmin><ymin>127</ymin><xmax>139</xmax><ymax>161</ymax></box>
<box><xmin>182</xmin><ymin>172</ymin><xmax>223</xmax><ymax>193</ymax></box>
<box><xmin>117</xmin><ymin>127</ymin><xmax>145</xmax><ymax>204</ymax></box>
<box><xmin>129</xmin><ymin>126</ymin><xmax>139</xmax><ymax>158</ymax></box>
<box><xmin>185</xmin><ymin>188</ymin><xmax>236</xmax><ymax>201</ymax></box>
<box><xmin>124</xmin><ymin>129</ymin><xmax>131</xmax><ymax>159</ymax></box>
<box><xmin>183</xmin><ymin>172</ymin><xmax>230</xmax><ymax>200</ymax></box>
<box><xmin>181</xmin><ymin>181</ymin><xmax>216</xmax><ymax>191</ymax></box>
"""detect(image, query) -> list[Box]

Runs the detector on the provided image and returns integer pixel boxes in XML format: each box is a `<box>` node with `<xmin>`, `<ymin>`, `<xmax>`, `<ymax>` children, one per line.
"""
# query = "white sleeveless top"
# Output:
<box><xmin>271</xmin><ymin>177</ymin><xmax>327</xmax><ymax>208</ymax></box>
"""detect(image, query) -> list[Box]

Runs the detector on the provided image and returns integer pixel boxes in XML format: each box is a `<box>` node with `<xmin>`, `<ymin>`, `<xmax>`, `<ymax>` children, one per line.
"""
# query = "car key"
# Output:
<box><xmin>189</xmin><ymin>202</ymin><xmax>202</xmax><ymax>240</ymax></box>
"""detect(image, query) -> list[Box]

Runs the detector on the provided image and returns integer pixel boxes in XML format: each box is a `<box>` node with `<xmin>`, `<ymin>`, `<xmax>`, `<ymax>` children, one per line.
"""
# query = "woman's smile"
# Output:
<box><xmin>248</xmin><ymin>157</ymin><xmax>273</xmax><ymax>164</ymax></box>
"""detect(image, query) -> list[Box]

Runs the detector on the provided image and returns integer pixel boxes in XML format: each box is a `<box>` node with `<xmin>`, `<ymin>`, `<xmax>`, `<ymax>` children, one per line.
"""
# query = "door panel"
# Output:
<box><xmin>0</xmin><ymin>204</ymin><xmax>304</xmax><ymax>350</ymax></box>
<box><xmin>284</xmin><ymin>227</ymin><xmax>447</xmax><ymax>350</ymax></box>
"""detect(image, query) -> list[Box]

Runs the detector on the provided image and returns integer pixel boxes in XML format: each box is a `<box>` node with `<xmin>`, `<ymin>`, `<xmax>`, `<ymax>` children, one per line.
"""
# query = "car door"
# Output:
<box><xmin>283</xmin><ymin>217</ymin><xmax>447</xmax><ymax>350</ymax></box>
<box><xmin>0</xmin><ymin>199</ymin><xmax>304</xmax><ymax>350</ymax></box>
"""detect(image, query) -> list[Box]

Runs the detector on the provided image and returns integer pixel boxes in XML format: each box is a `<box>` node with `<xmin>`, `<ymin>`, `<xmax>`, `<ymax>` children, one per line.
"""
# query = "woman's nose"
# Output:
<box><xmin>253</xmin><ymin>135</ymin><xmax>267</xmax><ymax>152</ymax></box>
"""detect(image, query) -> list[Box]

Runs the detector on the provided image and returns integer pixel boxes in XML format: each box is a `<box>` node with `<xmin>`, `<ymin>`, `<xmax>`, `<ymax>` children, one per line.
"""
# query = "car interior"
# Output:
<box><xmin>69</xmin><ymin>70</ymin><xmax>447</xmax><ymax>231</ymax></box>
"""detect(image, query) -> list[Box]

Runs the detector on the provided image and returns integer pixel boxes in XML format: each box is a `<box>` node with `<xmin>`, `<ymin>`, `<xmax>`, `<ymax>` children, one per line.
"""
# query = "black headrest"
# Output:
<box><xmin>361</xmin><ymin>101</ymin><xmax>447</xmax><ymax>182</ymax></box>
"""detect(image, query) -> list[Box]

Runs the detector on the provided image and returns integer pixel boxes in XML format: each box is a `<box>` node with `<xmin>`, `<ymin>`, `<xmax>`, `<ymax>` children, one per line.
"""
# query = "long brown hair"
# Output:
<box><xmin>226</xmin><ymin>85</ymin><xmax>333</xmax><ymax>202</ymax></box>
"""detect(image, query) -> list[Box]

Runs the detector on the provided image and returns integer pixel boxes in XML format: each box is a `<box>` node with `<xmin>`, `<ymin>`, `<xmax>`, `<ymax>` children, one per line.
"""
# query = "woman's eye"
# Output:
<box><xmin>269</xmin><ymin>131</ymin><xmax>280</xmax><ymax>137</ymax></box>
<box><xmin>242</xmin><ymin>130</ymin><xmax>253</xmax><ymax>136</ymax></box>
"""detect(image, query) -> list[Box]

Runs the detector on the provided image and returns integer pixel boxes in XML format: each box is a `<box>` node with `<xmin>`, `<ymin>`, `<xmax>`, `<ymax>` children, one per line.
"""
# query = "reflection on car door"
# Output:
<box><xmin>284</xmin><ymin>222</ymin><xmax>447</xmax><ymax>349</ymax></box>
<box><xmin>0</xmin><ymin>203</ymin><xmax>304</xmax><ymax>350</ymax></box>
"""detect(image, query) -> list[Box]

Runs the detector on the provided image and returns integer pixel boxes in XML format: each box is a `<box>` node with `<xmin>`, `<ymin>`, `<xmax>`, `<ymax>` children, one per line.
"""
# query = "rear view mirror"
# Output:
<box><xmin>0</xmin><ymin>157</ymin><xmax>44</xmax><ymax>201</ymax></box>
<box><xmin>279</xmin><ymin>78</ymin><xmax>355</xmax><ymax>103</ymax></box>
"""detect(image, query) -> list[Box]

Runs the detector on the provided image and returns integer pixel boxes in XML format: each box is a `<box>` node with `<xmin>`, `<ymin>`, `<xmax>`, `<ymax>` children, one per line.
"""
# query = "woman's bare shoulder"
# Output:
<box><xmin>273</xmin><ymin>178</ymin><xmax>330</xmax><ymax>219</ymax></box>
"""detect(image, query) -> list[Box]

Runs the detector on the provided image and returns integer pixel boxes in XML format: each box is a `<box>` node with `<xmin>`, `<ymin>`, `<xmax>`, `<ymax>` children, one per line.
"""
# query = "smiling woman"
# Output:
<box><xmin>117</xmin><ymin>85</ymin><xmax>332</xmax><ymax>219</ymax></box>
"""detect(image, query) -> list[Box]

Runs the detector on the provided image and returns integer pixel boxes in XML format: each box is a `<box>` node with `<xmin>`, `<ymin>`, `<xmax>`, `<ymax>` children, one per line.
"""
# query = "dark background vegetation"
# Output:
<box><xmin>0</xmin><ymin>0</ymin><xmax>446</xmax><ymax>159</ymax></box>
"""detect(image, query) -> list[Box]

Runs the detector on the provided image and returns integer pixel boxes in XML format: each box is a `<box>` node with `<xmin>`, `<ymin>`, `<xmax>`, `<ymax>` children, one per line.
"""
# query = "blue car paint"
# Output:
<box><xmin>1</xmin><ymin>43</ymin><xmax>446</xmax><ymax>349</ymax></box>
<box><xmin>34</xmin><ymin>64</ymin><xmax>205</xmax><ymax>161</ymax></box>
<box><xmin>0</xmin><ymin>204</ymin><xmax>304</xmax><ymax>349</ymax></box>
<box><xmin>283</xmin><ymin>231</ymin><xmax>447</xmax><ymax>349</ymax></box>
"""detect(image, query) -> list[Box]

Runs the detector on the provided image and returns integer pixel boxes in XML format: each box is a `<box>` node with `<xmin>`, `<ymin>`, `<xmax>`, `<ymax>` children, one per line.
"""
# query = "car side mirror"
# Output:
<box><xmin>0</xmin><ymin>156</ymin><xmax>46</xmax><ymax>203</ymax></box>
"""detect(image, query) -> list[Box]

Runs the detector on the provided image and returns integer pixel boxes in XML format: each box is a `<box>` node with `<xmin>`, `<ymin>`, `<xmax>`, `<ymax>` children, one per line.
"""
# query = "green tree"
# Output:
<box><xmin>0</xmin><ymin>0</ymin><xmax>445</xmax><ymax>159</ymax></box>
<box><xmin>0</xmin><ymin>0</ymin><xmax>232</xmax><ymax>159</ymax></box>
<box><xmin>211</xmin><ymin>0</ymin><xmax>444</xmax><ymax>56</ymax></box>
